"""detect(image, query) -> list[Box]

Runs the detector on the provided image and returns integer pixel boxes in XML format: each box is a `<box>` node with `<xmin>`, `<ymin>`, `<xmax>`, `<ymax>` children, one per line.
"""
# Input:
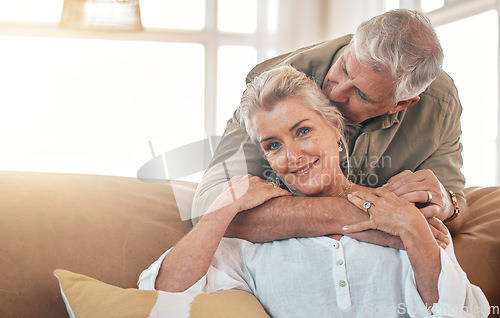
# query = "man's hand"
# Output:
<box><xmin>382</xmin><ymin>169</ymin><xmax>453</xmax><ymax>221</ymax></box>
<box><xmin>343</xmin><ymin>188</ymin><xmax>450</xmax><ymax>249</ymax></box>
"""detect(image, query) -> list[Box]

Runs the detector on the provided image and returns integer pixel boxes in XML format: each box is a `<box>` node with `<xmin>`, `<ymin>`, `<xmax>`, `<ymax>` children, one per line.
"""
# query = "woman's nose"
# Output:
<box><xmin>286</xmin><ymin>143</ymin><xmax>304</xmax><ymax>163</ymax></box>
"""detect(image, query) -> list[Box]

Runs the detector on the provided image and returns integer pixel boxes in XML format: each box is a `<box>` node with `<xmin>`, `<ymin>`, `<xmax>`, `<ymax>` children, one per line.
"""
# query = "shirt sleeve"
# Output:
<box><xmin>138</xmin><ymin>240</ymin><xmax>251</xmax><ymax>294</ymax></box>
<box><xmin>416</xmin><ymin>78</ymin><xmax>466</xmax><ymax>200</ymax></box>
<box><xmin>190</xmin><ymin>38</ymin><xmax>349</xmax><ymax>226</ymax></box>
<box><xmin>403</xmin><ymin>235</ymin><xmax>490</xmax><ymax>317</ymax></box>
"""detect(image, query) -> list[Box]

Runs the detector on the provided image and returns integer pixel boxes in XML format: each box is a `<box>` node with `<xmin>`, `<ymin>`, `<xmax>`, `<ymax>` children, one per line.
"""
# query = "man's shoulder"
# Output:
<box><xmin>246</xmin><ymin>35</ymin><xmax>353</xmax><ymax>86</ymax></box>
<box><xmin>402</xmin><ymin>71</ymin><xmax>462</xmax><ymax>131</ymax></box>
<box><xmin>420</xmin><ymin>71</ymin><xmax>461</xmax><ymax>112</ymax></box>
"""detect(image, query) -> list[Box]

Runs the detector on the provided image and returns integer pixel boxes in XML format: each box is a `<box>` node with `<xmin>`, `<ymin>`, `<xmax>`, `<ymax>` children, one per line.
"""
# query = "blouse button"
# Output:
<box><xmin>334</xmin><ymin>242</ymin><xmax>340</xmax><ymax>249</ymax></box>
<box><xmin>339</xmin><ymin>280</ymin><xmax>346</xmax><ymax>287</ymax></box>
<box><xmin>336</xmin><ymin>259</ymin><xmax>344</xmax><ymax>266</ymax></box>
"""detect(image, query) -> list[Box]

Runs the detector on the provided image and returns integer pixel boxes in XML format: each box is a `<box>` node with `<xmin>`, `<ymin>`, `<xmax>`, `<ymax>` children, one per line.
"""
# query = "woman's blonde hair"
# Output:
<box><xmin>238</xmin><ymin>65</ymin><xmax>349</xmax><ymax>179</ymax></box>
<box><xmin>239</xmin><ymin>65</ymin><xmax>345</xmax><ymax>146</ymax></box>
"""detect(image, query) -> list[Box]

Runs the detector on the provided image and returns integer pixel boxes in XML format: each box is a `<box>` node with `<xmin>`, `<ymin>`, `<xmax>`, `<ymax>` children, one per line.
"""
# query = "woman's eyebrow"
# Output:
<box><xmin>259</xmin><ymin>119</ymin><xmax>310</xmax><ymax>143</ymax></box>
<box><xmin>290</xmin><ymin>119</ymin><xmax>309</xmax><ymax>131</ymax></box>
<box><xmin>260</xmin><ymin>136</ymin><xmax>275</xmax><ymax>143</ymax></box>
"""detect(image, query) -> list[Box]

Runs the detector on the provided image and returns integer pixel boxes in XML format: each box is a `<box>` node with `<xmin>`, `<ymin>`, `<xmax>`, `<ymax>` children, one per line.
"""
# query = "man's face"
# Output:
<box><xmin>322</xmin><ymin>47</ymin><xmax>399</xmax><ymax>124</ymax></box>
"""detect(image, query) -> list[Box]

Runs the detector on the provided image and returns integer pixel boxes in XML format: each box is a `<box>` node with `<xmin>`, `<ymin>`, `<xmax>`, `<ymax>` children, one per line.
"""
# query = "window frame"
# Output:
<box><xmin>423</xmin><ymin>0</ymin><xmax>500</xmax><ymax>185</ymax></box>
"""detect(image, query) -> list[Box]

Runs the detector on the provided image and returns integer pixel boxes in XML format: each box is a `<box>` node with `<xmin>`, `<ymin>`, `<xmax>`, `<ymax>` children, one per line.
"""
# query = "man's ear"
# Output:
<box><xmin>388</xmin><ymin>96</ymin><xmax>420</xmax><ymax>114</ymax></box>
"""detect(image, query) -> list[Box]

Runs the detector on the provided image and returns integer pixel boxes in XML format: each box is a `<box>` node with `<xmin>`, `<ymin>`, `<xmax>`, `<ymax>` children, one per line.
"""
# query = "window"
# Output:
<box><xmin>0</xmin><ymin>0</ymin><xmax>264</xmax><ymax>182</ymax></box>
<box><xmin>436</xmin><ymin>10</ymin><xmax>498</xmax><ymax>187</ymax></box>
<box><xmin>421</xmin><ymin>0</ymin><xmax>444</xmax><ymax>13</ymax></box>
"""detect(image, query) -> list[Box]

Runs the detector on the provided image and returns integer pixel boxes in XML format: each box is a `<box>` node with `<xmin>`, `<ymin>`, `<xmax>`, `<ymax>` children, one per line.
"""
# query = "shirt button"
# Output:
<box><xmin>336</xmin><ymin>259</ymin><xmax>344</xmax><ymax>266</ymax></box>
<box><xmin>334</xmin><ymin>243</ymin><xmax>340</xmax><ymax>249</ymax></box>
<box><xmin>339</xmin><ymin>280</ymin><xmax>346</xmax><ymax>287</ymax></box>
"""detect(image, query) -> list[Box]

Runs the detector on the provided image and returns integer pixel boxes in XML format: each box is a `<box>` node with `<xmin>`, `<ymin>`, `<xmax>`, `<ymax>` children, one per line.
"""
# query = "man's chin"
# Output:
<box><xmin>344</xmin><ymin>116</ymin><xmax>361</xmax><ymax>125</ymax></box>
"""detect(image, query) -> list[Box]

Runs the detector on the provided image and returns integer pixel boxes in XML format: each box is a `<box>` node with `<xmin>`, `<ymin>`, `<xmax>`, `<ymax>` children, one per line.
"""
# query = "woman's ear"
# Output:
<box><xmin>335</xmin><ymin>121</ymin><xmax>342</xmax><ymax>143</ymax></box>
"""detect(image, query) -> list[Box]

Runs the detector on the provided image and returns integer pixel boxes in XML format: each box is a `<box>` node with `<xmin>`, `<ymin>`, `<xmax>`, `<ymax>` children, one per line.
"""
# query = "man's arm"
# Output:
<box><xmin>224</xmin><ymin>195</ymin><xmax>408</xmax><ymax>249</ymax></box>
<box><xmin>381</xmin><ymin>71</ymin><xmax>468</xmax><ymax>234</ymax></box>
<box><xmin>192</xmin><ymin>115</ymin><xmax>449</xmax><ymax>247</ymax></box>
<box><xmin>225</xmin><ymin>192</ymin><xmax>449</xmax><ymax>250</ymax></box>
<box><xmin>191</xmin><ymin>115</ymin><xmax>404</xmax><ymax>246</ymax></box>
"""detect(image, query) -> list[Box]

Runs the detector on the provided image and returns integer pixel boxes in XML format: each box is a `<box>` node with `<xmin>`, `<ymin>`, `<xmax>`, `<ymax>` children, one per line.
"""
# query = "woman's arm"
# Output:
<box><xmin>343</xmin><ymin>187</ymin><xmax>440</xmax><ymax>306</ymax></box>
<box><xmin>155</xmin><ymin>175</ymin><xmax>290</xmax><ymax>292</ymax></box>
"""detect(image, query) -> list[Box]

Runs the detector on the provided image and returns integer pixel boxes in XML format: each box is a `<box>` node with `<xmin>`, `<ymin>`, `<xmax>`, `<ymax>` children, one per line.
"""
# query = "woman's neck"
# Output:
<box><xmin>319</xmin><ymin>174</ymin><xmax>355</xmax><ymax>198</ymax></box>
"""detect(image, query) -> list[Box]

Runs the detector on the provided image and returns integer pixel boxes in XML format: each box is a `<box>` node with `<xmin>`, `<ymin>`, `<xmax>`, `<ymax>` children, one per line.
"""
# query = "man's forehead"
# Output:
<box><xmin>343</xmin><ymin>50</ymin><xmax>396</xmax><ymax>104</ymax></box>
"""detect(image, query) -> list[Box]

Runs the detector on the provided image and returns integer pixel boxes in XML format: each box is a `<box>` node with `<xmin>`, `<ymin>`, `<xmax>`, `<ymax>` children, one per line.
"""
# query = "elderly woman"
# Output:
<box><xmin>138</xmin><ymin>66</ymin><xmax>488</xmax><ymax>317</ymax></box>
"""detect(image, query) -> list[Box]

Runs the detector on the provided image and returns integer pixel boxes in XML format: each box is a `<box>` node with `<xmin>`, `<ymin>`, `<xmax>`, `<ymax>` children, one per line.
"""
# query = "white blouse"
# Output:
<box><xmin>138</xmin><ymin>235</ymin><xmax>489</xmax><ymax>318</ymax></box>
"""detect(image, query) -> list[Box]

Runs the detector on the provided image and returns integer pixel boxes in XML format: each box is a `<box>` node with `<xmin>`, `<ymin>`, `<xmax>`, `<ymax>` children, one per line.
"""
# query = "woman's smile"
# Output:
<box><xmin>290</xmin><ymin>159</ymin><xmax>319</xmax><ymax>175</ymax></box>
<box><xmin>251</xmin><ymin>97</ymin><xmax>343</xmax><ymax>196</ymax></box>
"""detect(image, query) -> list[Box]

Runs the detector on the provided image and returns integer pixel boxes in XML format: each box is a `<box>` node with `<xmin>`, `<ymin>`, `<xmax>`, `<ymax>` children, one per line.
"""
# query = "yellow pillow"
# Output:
<box><xmin>54</xmin><ymin>269</ymin><xmax>270</xmax><ymax>318</ymax></box>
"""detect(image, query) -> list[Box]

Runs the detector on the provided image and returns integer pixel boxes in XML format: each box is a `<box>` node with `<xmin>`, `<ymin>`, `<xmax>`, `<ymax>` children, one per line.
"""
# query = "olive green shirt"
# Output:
<box><xmin>191</xmin><ymin>35</ymin><xmax>465</xmax><ymax>220</ymax></box>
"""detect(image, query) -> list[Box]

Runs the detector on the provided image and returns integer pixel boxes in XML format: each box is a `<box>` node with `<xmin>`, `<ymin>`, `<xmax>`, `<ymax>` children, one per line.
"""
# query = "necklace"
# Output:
<box><xmin>337</xmin><ymin>180</ymin><xmax>353</xmax><ymax>198</ymax></box>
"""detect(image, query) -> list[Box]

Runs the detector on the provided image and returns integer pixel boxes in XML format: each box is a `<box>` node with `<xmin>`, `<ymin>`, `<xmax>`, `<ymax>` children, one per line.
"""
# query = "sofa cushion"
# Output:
<box><xmin>53</xmin><ymin>269</ymin><xmax>270</xmax><ymax>318</ymax></box>
<box><xmin>0</xmin><ymin>172</ymin><xmax>194</xmax><ymax>318</ymax></box>
<box><xmin>456</xmin><ymin>186</ymin><xmax>500</xmax><ymax>311</ymax></box>
<box><xmin>1</xmin><ymin>171</ymin><xmax>499</xmax><ymax>317</ymax></box>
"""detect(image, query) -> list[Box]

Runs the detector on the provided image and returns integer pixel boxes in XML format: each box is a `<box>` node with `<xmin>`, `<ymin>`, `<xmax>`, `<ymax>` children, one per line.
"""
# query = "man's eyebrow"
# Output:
<box><xmin>259</xmin><ymin>119</ymin><xmax>310</xmax><ymax>143</ymax></box>
<box><xmin>355</xmin><ymin>87</ymin><xmax>377</xmax><ymax>104</ymax></box>
<box><xmin>341</xmin><ymin>57</ymin><xmax>349</xmax><ymax>77</ymax></box>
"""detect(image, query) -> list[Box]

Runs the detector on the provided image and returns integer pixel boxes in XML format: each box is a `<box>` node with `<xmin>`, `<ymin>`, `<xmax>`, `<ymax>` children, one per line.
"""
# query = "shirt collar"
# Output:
<box><xmin>360</xmin><ymin>110</ymin><xmax>403</xmax><ymax>132</ymax></box>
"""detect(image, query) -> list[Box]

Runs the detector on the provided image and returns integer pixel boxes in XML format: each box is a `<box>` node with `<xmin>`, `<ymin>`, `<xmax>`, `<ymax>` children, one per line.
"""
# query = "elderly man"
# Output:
<box><xmin>192</xmin><ymin>9</ymin><xmax>467</xmax><ymax>247</ymax></box>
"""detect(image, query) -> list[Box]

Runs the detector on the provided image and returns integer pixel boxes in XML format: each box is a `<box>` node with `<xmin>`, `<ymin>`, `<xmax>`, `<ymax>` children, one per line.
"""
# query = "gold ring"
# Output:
<box><xmin>425</xmin><ymin>191</ymin><xmax>432</xmax><ymax>204</ymax></box>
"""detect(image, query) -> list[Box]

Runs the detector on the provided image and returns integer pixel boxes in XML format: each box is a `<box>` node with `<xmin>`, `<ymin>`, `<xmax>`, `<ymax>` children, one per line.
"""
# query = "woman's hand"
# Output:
<box><xmin>344</xmin><ymin>188</ymin><xmax>442</xmax><ymax>307</ymax></box>
<box><xmin>209</xmin><ymin>175</ymin><xmax>291</xmax><ymax>214</ymax></box>
<box><xmin>343</xmin><ymin>187</ymin><xmax>431</xmax><ymax>239</ymax></box>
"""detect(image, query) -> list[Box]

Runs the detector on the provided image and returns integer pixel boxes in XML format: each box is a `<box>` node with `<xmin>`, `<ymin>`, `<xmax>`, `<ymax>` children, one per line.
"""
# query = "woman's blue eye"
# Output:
<box><xmin>297</xmin><ymin>127</ymin><xmax>310</xmax><ymax>137</ymax></box>
<box><xmin>267</xmin><ymin>142</ymin><xmax>281</xmax><ymax>151</ymax></box>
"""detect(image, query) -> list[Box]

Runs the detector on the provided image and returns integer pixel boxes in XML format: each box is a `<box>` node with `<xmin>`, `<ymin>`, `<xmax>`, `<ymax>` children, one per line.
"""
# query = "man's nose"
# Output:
<box><xmin>329</xmin><ymin>81</ymin><xmax>350</xmax><ymax>104</ymax></box>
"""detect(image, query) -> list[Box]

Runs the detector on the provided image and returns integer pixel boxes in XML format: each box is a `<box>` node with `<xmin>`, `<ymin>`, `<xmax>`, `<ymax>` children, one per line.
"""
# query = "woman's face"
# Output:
<box><xmin>251</xmin><ymin>97</ymin><xmax>342</xmax><ymax>196</ymax></box>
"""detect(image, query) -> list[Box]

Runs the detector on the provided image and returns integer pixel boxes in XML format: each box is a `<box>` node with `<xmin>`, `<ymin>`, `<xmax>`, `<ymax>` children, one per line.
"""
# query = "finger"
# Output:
<box><xmin>387</xmin><ymin>179</ymin><xmax>427</xmax><ymax>197</ymax></box>
<box><xmin>385</xmin><ymin>170</ymin><xmax>439</xmax><ymax>197</ymax></box>
<box><xmin>419</xmin><ymin>204</ymin><xmax>441</xmax><ymax>219</ymax></box>
<box><xmin>383</xmin><ymin>170</ymin><xmax>435</xmax><ymax>196</ymax></box>
<box><xmin>342</xmin><ymin>220</ymin><xmax>375</xmax><ymax>233</ymax></box>
<box><xmin>271</xmin><ymin>188</ymin><xmax>291</xmax><ymax>197</ymax></box>
<box><xmin>347</xmin><ymin>193</ymin><xmax>374</xmax><ymax>213</ymax></box>
<box><xmin>350</xmin><ymin>190</ymin><xmax>382</xmax><ymax>206</ymax></box>
<box><xmin>382</xmin><ymin>170</ymin><xmax>413</xmax><ymax>189</ymax></box>
<box><xmin>428</xmin><ymin>217</ymin><xmax>449</xmax><ymax>236</ymax></box>
<box><xmin>427</xmin><ymin>223</ymin><xmax>449</xmax><ymax>248</ymax></box>
<box><xmin>399</xmin><ymin>190</ymin><xmax>434</xmax><ymax>205</ymax></box>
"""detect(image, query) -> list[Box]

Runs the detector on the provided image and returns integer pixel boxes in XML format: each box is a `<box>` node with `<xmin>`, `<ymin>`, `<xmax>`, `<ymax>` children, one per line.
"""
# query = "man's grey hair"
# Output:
<box><xmin>239</xmin><ymin>65</ymin><xmax>346</xmax><ymax>149</ymax></box>
<box><xmin>351</xmin><ymin>9</ymin><xmax>444</xmax><ymax>102</ymax></box>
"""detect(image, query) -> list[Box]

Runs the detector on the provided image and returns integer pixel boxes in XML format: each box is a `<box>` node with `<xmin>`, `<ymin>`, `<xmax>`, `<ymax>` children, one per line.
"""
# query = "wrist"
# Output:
<box><xmin>443</xmin><ymin>190</ymin><xmax>460</xmax><ymax>223</ymax></box>
<box><xmin>202</xmin><ymin>204</ymin><xmax>239</xmax><ymax>224</ymax></box>
<box><xmin>399</xmin><ymin>214</ymin><xmax>429</xmax><ymax>243</ymax></box>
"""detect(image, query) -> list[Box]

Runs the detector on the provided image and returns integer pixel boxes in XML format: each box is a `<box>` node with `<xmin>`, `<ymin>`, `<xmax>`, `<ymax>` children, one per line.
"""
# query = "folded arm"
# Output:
<box><xmin>157</xmin><ymin>175</ymin><xmax>290</xmax><ymax>292</ymax></box>
<box><xmin>193</xmin><ymin>118</ymin><xmax>449</xmax><ymax>248</ymax></box>
<box><xmin>224</xmin><ymin>194</ymin><xmax>407</xmax><ymax>249</ymax></box>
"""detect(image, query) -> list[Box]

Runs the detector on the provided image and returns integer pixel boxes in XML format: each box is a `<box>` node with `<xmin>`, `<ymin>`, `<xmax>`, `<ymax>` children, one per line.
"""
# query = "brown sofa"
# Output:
<box><xmin>1</xmin><ymin>171</ymin><xmax>499</xmax><ymax>317</ymax></box>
